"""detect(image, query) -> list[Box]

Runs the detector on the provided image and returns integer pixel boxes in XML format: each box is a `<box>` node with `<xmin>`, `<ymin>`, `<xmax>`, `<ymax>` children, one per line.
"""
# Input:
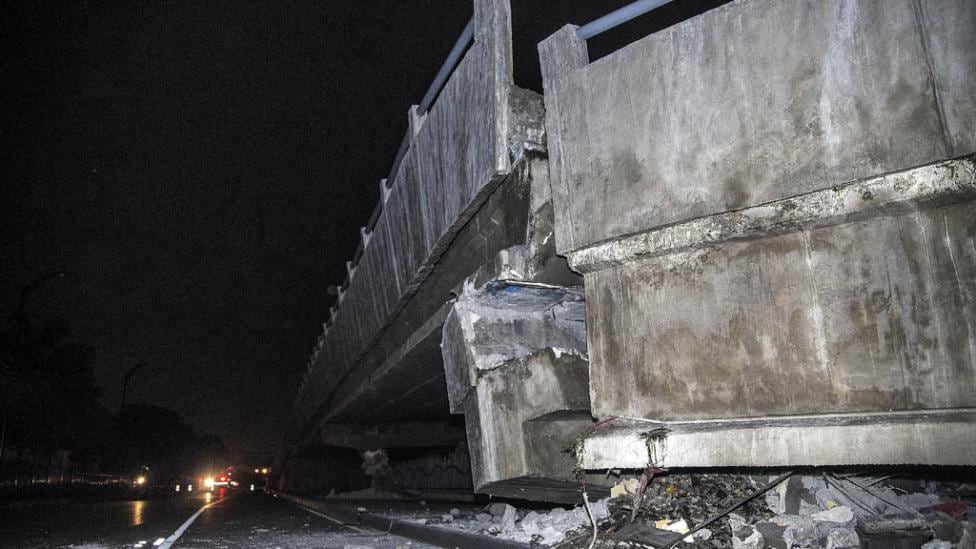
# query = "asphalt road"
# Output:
<box><xmin>0</xmin><ymin>489</ymin><xmax>432</xmax><ymax>548</ymax></box>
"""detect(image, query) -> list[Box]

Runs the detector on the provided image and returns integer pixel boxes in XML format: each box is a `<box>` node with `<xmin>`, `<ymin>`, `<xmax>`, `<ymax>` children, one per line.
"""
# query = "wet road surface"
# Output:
<box><xmin>0</xmin><ymin>489</ymin><xmax>432</xmax><ymax>548</ymax></box>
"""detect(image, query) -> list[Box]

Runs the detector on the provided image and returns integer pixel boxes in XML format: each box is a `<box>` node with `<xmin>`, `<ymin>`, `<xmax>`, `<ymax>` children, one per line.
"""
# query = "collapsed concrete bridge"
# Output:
<box><xmin>284</xmin><ymin>0</ymin><xmax>976</xmax><ymax>503</ymax></box>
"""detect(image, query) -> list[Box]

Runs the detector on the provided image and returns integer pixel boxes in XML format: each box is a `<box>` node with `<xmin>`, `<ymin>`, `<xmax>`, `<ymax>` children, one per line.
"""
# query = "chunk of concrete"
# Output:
<box><xmin>770</xmin><ymin>514</ymin><xmax>818</xmax><ymax>547</ymax></box>
<box><xmin>729</xmin><ymin>514</ymin><xmax>764</xmax><ymax>549</ymax></box>
<box><xmin>825</xmin><ymin>528</ymin><xmax>860</xmax><ymax>549</ymax></box>
<box><xmin>813</xmin><ymin>506</ymin><xmax>855</xmax><ymax>524</ymax></box>
<box><xmin>753</xmin><ymin>521</ymin><xmax>787</xmax><ymax>549</ymax></box>
<box><xmin>486</xmin><ymin>502</ymin><xmax>513</xmax><ymax>517</ymax></box>
<box><xmin>441</xmin><ymin>281</ymin><xmax>585</xmax><ymax>413</ymax></box>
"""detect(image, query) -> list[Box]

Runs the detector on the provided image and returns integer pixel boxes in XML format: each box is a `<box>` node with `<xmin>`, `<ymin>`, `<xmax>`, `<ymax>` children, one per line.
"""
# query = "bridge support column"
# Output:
<box><xmin>441</xmin><ymin>282</ymin><xmax>608</xmax><ymax>503</ymax></box>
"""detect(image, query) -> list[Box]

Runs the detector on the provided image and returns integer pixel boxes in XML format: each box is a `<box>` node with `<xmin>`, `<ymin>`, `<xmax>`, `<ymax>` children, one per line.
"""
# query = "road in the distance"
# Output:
<box><xmin>0</xmin><ymin>489</ymin><xmax>431</xmax><ymax>548</ymax></box>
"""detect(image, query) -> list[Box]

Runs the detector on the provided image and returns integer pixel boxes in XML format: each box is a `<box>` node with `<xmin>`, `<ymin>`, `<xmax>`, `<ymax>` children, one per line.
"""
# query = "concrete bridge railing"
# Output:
<box><xmin>539</xmin><ymin>0</ymin><xmax>976</xmax><ymax>468</ymax></box>
<box><xmin>293</xmin><ymin>0</ymin><xmax>540</xmax><ymax>431</ymax></box>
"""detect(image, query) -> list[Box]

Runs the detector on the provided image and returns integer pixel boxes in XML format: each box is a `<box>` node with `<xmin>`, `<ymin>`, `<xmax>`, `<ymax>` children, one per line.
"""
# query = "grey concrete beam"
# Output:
<box><xmin>581</xmin><ymin>410</ymin><xmax>976</xmax><ymax>469</ymax></box>
<box><xmin>568</xmin><ymin>156</ymin><xmax>975</xmax><ymax>274</ymax></box>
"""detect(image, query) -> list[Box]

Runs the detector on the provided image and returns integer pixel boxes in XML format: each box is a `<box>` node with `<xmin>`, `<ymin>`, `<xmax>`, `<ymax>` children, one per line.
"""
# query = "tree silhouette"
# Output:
<box><xmin>1</xmin><ymin>273</ymin><xmax>109</xmax><ymax>464</ymax></box>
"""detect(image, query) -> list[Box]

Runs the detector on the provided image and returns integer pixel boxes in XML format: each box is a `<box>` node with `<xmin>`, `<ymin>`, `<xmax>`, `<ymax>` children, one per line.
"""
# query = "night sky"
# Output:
<box><xmin>1</xmin><ymin>1</ymin><xmax>718</xmax><ymax>456</ymax></box>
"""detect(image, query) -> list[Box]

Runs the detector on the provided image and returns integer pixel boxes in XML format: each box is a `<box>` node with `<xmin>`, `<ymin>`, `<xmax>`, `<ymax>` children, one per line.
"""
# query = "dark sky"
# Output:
<box><xmin>1</xmin><ymin>1</ymin><xmax>721</xmax><ymax>456</ymax></box>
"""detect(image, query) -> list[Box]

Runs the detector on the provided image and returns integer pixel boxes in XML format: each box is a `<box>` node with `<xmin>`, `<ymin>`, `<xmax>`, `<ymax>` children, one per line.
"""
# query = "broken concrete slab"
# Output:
<box><xmin>441</xmin><ymin>281</ymin><xmax>586</xmax><ymax>414</ymax></box>
<box><xmin>460</xmin><ymin>349</ymin><xmax>595</xmax><ymax>502</ymax></box>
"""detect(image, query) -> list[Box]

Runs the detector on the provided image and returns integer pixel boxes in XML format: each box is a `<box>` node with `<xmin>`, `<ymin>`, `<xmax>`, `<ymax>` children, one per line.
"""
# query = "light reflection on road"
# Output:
<box><xmin>132</xmin><ymin>499</ymin><xmax>145</xmax><ymax>526</ymax></box>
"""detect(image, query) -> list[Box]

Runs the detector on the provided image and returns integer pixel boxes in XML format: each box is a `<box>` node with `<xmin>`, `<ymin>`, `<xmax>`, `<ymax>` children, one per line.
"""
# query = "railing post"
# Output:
<box><xmin>408</xmin><ymin>105</ymin><xmax>426</xmax><ymax>137</ymax></box>
<box><xmin>538</xmin><ymin>25</ymin><xmax>589</xmax><ymax>89</ymax></box>
<box><xmin>475</xmin><ymin>0</ymin><xmax>514</xmax><ymax>175</ymax></box>
<box><xmin>538</xmin><ymin>25</ymin><xmax>588</xmax><ymax>252</ymax></box>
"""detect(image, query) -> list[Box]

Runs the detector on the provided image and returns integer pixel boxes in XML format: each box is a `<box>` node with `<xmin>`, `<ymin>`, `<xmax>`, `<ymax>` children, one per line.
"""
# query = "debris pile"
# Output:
<box><xmin>379</xmin><ymin>473</ymin><xmax>974</xmax><ymax>547</ymax></box>
<box><xmin>554</xmin><ymin>473</ymin><xmax>975</xmax><ymax>548</ymax></box>
<box><xmin>591</xmin><ymin>473</ymin><xmax>776</xmax><ymax>548</ymax></box>
<box><xmin>431</xmin><ymin>500</ymin><xmax>611</xmax><ymax>545</ymax></box>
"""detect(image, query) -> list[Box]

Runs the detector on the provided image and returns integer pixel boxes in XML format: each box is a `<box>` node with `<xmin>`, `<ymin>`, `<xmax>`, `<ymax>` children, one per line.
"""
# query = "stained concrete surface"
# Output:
<box><xmin>441</xmin><ymin>282</ymin><xmax>586</xmax><ymax>413</ymax></box>
<box><xmin>585</xmin><ymin>199</ymin><xmax>976</xmax><ymax>421</ymax></box>
<box><xmin>538</xmin><ymin>0</ymin><xmax>976</xmax><ymax>471</ymax></box>
<box><xmin>541</xmin><ymin>0</ymin><xmax>976</xmax><ymax>254</ymax></box>
<box><xmin>463</xmin><ymin>349</ymin><xmax>597</xmax><ymax>502</ymax></box>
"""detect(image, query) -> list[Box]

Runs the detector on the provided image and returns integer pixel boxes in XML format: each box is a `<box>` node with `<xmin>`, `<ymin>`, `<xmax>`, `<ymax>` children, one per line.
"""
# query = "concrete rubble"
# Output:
<box><xmin>331</xmin><ymin>471</ymin><xmax>974</xmax><ymax>548</ymax></box>
<box><xmin>544</xmin><ymin>473</ymin><xmax>976</xmax><ymax>548</ymax></box>
<box><xmin>429</xmin><ymin>498</ymin><xmax>611</xmax><ymax>546</ymax></box>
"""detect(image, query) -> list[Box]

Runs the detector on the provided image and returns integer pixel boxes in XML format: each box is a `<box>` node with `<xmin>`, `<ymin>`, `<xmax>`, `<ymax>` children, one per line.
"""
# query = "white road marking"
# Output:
<box><xmin>157</xmin><ymin>496</ymin><xmax>229</xmax><ymax>549</ymax></box>
<box><xmin>153</xmin><ymin>538</ymin><xmax>166</xmax><ymax>546</ymax></box>
<box><xmin>293</xmin><ymin>503</ymin><xmax>368</xmax><ymax>534</ymax></box>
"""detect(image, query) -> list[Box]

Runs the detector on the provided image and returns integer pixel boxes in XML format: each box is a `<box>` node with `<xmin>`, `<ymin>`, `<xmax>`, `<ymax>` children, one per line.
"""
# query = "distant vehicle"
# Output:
<box><xmin>204</xmin><ymin>473</ymin><xmax>230</xmax><ymax>489</ymax></box>
<box><xmin>168</xmin><ymin>474</ymin><xmax>196</xmax><ymax>493</ymax></box>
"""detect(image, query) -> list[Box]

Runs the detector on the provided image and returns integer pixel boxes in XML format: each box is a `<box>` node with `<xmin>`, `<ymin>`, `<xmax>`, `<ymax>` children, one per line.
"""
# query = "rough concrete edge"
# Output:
<box><xmin>321</xmin><ymin>300</ymin><xmax>455</xmax><ymax>424</ymax></box>
<box><xmin>507</xmin><ymin>86</ymin><xmax>546</xmax><ymax>161</ymax></box>
<box><xmin>580</xmin><ymin>409</ymin><xmax>976</xmax><ymax>469</ymax></box>
<box><xmin>567</xmin><ymin>155</ymin><xmax>976</xmax><ymax>274</ymax></box>
<box><xmin>454</xmin><ymin>283</ymin><xmax>586</xmax><ymax>375</ymax></box>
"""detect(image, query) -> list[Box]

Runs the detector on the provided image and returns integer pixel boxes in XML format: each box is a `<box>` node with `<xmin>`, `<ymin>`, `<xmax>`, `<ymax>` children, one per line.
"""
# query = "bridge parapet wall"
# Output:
<box><xmin>294</xmin><ymin>0</ymin><xmax>545</xmax><ymax>429</ymax></box>
<box><xmin>540</xmin><ymin>0</ymin><xmax>976</xmax><ymax>467</ymax></box>
<box><xmin>542</xmin><ymin>0</ymin><xmax>975</xmax><ymax>255</ymax></box>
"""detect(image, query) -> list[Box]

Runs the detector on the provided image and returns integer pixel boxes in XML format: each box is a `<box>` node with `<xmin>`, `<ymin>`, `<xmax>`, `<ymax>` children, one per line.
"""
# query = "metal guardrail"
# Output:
<box><xmin>576</xmin><ymin>0</ymin><xmax>675</xmax><ymax>40</ymax></box>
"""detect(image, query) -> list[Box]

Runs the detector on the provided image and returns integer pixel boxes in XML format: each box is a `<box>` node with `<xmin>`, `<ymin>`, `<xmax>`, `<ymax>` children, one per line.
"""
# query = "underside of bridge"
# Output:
<box><xmin>283</xmin><ymin>0</ymin><xmax>976</xmax><ymax>504</ymax></box>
